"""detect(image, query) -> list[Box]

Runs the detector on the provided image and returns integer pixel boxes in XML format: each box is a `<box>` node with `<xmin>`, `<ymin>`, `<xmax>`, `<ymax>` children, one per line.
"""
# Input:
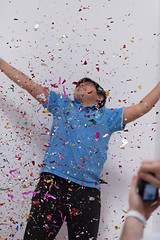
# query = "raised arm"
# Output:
<box><xmin>123</xmin><ymin>82</ymin><xmax>160</xmax><ymax>125</ymax></box>
<box><xmin>0</xmin><ymin>58</ymin><xmax>49</xmax><ymax>104</ymax></box>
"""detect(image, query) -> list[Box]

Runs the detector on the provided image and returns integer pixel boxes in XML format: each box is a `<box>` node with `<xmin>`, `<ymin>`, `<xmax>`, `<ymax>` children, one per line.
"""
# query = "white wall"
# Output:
<box><xmin>0</xmin><ymin>1</ymin><xmax>159</xmax><ymax>239</ymax></box>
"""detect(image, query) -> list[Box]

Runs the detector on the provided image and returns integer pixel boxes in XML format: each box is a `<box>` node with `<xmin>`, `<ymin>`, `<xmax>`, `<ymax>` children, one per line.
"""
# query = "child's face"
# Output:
<box><xmin>74</xmin><ymin>81</ymin><xmax>102</xmax><ymax>106</ymax></box>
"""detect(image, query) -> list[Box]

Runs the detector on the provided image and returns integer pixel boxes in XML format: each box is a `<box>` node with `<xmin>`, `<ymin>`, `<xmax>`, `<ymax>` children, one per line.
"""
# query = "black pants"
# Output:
<box><xmin>24</xmin><ymin>172</ymin><xmax>101</xmax><ymax>240</ymax></box>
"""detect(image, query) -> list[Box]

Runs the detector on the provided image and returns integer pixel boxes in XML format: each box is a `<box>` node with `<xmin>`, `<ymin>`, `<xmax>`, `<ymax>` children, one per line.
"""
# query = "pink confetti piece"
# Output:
<box><xmin>44</xmin><ymin>191</ymin><xmax>56</xmax><ymax>200</ymax></box>
<box><xmin>22</xmin><ymin>191</ymin><xmax>40</xmax><ymax>196</ymax></box>
<box><xmin>96</xmin><ymin>132</ymin><xmax>100</xmax><ymax>139</ymax></box>
<box><xmin>48</xmin><ymin>232</ymin><xmax>54</xmax><ymax>237</ymax></box>
<box><xmin>63</xmin><ymin>86</ymin><xmax>67</xmax><ymax>100</ymax></box>
<box><xmin>59</xmin><ymin>76</ymin><xmax>61</xmax><ymax>84</ymax></box>
<box><xmin>47</xmin><ymin>193</ymin><xmax>56</xmax><ymax>199</ymax></box>
<box><xmin>9</xmin><ymin>169</ymin><xmax>18</xmax><ymax>178</ymax></box>
<box><xmin>58</xmin><ymin>152</ymin><xmax>65</xmax><ymax>160</ymax></box>
<box><xmin>8</xmin><ymin>194</ymin><xmax>14</xmax><ymax>199</ymax></box>
<box><xmin>59</xmin><ymin>210</ymin><xmax>66</xmax><ymax>222</ymax></box>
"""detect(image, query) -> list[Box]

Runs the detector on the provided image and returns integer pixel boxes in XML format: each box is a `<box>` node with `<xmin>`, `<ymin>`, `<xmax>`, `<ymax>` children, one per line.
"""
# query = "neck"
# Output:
<box><xmin>76</xmin><ymin>98</ymin><xmax>97</xmax><ymax>107</ymax></box>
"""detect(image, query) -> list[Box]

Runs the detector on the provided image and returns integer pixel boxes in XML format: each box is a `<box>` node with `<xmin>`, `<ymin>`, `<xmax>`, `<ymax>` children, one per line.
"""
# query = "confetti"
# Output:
<box><xmin>9</xmin><ymin>169</ymin><xmax>18</xmax><ymax>178</ymax></box>
<box><xmin>8</xmin><ymin>194</ymin><xmax>14</xmax><ymax>199</ymax></box>
<box><xmin>34</xmin><ymin>24</ymin><xmax>39</xmax><ymax>31</ymax></box>
<box><xmin>22</xmin><ymin>191</ymin><xmax>40</xmax><ymax>195</ymax></box>
<box><xmin>58</xmin><ymin>152</ymin><xmax>65</xmax><ymax>160</ymax></box>
<box><xmin>96</xmin><ymin>132</ymin><xmax>100</xmax><ymax>139</ymax></box>
<box><xmin>106</xmin><ymin>90</ymin><xmax>110</xmax><ymax>96</ymax></box>
<box><xmin>120</xmin><ymin>138</ymin><xmax>128</xmax><ymax>148</ymax></box>
<box><xmin>63</xmin><ymin>86</ymin><xmax>67</xmax><ymax>100</ymax></box>
<box><xmin>114</xmin><ymin>226</ymin><xmax>120</xmax><ymax>230</ymax></box>
<box><xmin>103</xmin><ymin>133</ymin><xmax>109</xmax><ymax>138</ymax></box>
<box><xmin>90</xmin><ymin>119</ymin><xmax>97</xmax><ymax>125</ymax></box>
<box><xmin>59</xmin><ymin>210</ymin><xmax>66</xmax><ymax>222</ymax></box>
<box><xmin>62</xmin><ymin>79</ymin><xmax>66</xmax><ymax>84</ymax></box>
<box><xmin>44</xmin><ymin>191</ymin><xmax>56</xmax><ymax>200</ymax></box>
<box><xmin>51</xmin><ymin>83</ymin><xmax>58</xmax><ymax>88</ymax></box>
<box><xmin>83</xmin><ymin>60</ymin><xmax>87</xmax><ymax>65</ymax></box>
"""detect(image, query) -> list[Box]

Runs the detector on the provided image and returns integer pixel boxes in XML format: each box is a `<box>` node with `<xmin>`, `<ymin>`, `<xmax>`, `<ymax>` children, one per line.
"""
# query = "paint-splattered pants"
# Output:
<box><xmin>23</xmin><ymin>172</ymin><xmax>101</xmax><ymax>240</ymax></box>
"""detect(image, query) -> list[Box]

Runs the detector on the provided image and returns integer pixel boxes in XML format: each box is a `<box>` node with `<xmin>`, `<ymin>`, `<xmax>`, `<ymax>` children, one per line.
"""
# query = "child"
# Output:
<box><xmin>0</xmin><ymin>58</ymin><xmax>160</xmax><ymax>239</ymax></box>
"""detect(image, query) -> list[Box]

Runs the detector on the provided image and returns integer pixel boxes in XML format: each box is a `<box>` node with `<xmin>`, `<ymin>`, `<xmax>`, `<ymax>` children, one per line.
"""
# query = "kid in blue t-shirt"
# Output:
<box><xmin>41</xmin><ymin>89</ymin><xmax>125</xmax><ymax>189</ymax></box>
<box><xmin>1</xmin><ymin>58</ymin><xmax>160</xmax><ymax>239</ymax></box>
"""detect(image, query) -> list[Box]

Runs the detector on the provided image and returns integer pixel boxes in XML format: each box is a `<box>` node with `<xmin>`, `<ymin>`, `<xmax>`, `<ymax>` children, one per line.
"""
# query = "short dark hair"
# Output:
<box><xmin>77</xmin><ymin>77</ymin><xmax>107</xmax><ymax>108</ymax></box>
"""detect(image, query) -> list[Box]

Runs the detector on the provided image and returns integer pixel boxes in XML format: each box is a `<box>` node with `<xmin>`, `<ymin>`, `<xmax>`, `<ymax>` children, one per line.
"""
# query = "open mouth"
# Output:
<box><xmin>87</xmin><ymin>91</ymin><xmax>93</xmax><ymax>94</ymax></box>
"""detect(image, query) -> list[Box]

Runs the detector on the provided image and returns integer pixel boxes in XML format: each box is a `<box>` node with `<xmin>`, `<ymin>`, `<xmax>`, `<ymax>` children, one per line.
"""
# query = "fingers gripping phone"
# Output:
<box><xmin>138</xmin><ymin>173</ymin><xmax>158</xmax><ymax>201</ymax></box>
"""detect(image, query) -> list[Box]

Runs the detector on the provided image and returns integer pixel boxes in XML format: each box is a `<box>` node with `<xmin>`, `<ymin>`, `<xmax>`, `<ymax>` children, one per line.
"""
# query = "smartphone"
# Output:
<box><xmin>138</xmin><ymin>174</ymin><xmax>158</xmax><ymax>201</ymax></box>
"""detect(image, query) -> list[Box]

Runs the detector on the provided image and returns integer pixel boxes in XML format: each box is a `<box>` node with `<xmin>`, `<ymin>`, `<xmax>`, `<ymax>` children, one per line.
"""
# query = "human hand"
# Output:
<box><xmin>138</xmin><ymin>160</ymin><xmax>160</xmax><ymax>188</ymax></box>
<box><xmin>129</xmin><ymin>175</ymin><xmax>160</xmax><ymax>220</ymax></box>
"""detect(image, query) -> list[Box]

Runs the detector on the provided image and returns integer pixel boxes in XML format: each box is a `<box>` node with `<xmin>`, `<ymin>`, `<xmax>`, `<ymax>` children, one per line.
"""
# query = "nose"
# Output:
<box><xmin>77</xmin><ymin>83</ymin><xmax>84</xmax><ymax>89</ymax></box>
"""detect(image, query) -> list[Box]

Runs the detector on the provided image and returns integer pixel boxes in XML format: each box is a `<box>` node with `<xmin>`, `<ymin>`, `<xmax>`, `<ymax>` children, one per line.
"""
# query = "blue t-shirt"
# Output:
<box><xmin>41</xmin><ymin>91</ymin><xmax>125</xmax><ymax>189</ymax></box>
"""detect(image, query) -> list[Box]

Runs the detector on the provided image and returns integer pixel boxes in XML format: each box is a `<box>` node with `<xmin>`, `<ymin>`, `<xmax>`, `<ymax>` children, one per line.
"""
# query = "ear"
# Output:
<box><xmin>97</xmin><ymin>95</ymin><xmax>104</xmax><ymax>102</ymax></box>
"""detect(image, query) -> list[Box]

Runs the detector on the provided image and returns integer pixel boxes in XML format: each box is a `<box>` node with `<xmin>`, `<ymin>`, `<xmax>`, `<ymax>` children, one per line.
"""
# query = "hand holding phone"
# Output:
<box><xmin>138</xmin><ymin>173</ymin><xmax>158</xmax><ymax>201</ymax></box>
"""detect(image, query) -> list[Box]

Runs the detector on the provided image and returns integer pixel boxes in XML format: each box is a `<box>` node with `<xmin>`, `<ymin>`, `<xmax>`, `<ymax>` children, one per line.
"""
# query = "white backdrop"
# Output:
<box><xmin>0</xmin><ymin>1</ymin><xmax>160</xmax><ymax>239</ymax></box>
